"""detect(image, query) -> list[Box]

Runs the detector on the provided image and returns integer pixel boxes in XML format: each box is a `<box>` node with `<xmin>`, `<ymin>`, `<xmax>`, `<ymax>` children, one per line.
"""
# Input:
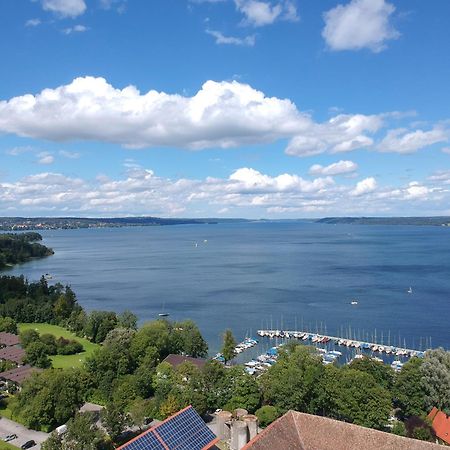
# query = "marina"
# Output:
<box><xmin>256</xmin><ymin>329</ymin><xmax>426</xmax><ymax>359</ymax></box>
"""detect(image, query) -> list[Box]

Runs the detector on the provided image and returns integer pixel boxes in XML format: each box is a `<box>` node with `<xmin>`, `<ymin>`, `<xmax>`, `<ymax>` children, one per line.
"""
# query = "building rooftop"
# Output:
<box><xmin>0</xmin><ymin>332</ymin><xmax>20</xmax><ymax>347</ymax></box>
<box><xmin>0</xmin><ymin>364</ymin><xmax>41</xmax><ymax>385</ymax></box>
<box><xmin>428</xmin><ymin>407</ymin><xmax>450</xmax><ymax>445</ymax></box>
<box><xmin>118</xmin><ymin>405</ymin><xmax>218</xmax><ymax>450</ymax></box>
<box><xmin>163</xmin><ymin>354</ymin><xmax>207</xmax><ymax>370</ymax></box>
<box><xmin>0</xmin><ymin>346</ymin><xmax>25</xmax><ymax>364</ymax></box>
<box><xmin>244</xmin><ymin>411</ymin><xmax>444</xmax><ymax>450</ymax></box>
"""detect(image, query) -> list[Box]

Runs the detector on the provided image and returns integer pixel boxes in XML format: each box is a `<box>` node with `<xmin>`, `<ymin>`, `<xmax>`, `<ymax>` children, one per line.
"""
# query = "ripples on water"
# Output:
<box><xmin>2</xmin><ymin>222</ymin><xmax>449</xmax><ymax>353</ymax></box>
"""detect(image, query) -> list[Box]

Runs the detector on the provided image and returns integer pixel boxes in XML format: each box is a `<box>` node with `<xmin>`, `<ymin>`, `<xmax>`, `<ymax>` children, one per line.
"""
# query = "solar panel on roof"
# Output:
<box><xmin>119</xmin><ymin>406</ymin><xmax>218</xmax><ymax>450</ymax></box>
<box><xmin>156</xmin><ymin>406</ymin><xmax>217</xmax><ymax>450</ymax></box>
<box><xmin>120</xmin><ymin>430</ymin><xmax>165</xmax><ymax>450</ymax></box>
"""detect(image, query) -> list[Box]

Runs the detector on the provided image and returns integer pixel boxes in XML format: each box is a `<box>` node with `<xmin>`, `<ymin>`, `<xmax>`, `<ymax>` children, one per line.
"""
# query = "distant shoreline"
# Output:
<box><xmin>1</xmin><ymin>215</ymin><xmax>450</xmax><ymax>231</ymax></box>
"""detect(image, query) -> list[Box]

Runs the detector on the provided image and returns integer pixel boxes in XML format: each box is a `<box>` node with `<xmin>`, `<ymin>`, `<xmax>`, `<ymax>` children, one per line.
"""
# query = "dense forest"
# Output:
<box><xmin>0</xmin><ymin>232</ymin><xmax>53</xmax><ymax>268</ymax></box>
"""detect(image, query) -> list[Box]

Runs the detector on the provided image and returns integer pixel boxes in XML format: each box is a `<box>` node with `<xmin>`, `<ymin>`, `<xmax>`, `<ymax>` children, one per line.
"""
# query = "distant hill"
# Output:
<box><xmin>316</xmin><ymin>217</ymin><xmax>450</xmax><ymax>227</ymax></box>
<box><xmin>0</xmin><ymin>216</ymin><xmax>250</xmax><ymax>231</ymax></box>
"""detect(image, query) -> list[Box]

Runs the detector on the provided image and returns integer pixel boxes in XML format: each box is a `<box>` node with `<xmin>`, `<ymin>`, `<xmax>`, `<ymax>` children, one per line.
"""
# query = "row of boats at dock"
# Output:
<box><xmin>213</xmin><ymin>337</ymin><xmax>259</xmax><ymax>362</ymax></box>
<box><xmin>256</xmin><ymin>329</ymin><xmax>426</xmax><ymax>359</ymax></box>
<box><xmin>243</xmin><ymin>343</ymin><xmax>408</xmax><ymax>376</ymax></box>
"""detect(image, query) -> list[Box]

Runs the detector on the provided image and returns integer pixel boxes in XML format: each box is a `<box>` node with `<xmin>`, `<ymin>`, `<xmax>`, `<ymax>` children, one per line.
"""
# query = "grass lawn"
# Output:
<box><xmin>18</xmin><ymin>323</ymin><xmax>100</xmax><ymax>369</ymax></box>
<box><xmin>0</xmin><ymin>442</ymin><xmax>19</xmax><ymax>449</ymax></box>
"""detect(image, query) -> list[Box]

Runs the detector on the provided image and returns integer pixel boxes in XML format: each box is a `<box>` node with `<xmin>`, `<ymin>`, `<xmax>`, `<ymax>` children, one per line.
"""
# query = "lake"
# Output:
<box><xmin>2</xmin><ymin>222</ymin><xmax>450</xmax><ymax>354</ymax></box>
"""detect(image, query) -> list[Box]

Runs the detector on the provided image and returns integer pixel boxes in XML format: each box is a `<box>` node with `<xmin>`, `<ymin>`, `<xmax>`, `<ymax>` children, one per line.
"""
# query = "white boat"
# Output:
<box><xmin>407</xmin><ymin>287</ymin><xmax>413</xmax><ymax>294</ymax></box>
<box><xmin>350</xmin><ymin>300</ymin><xmax>358</xmax><ymax>305</ymax></box>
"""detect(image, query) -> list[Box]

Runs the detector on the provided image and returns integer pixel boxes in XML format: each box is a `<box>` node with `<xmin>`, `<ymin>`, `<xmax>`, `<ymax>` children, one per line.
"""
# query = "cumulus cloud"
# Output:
<box><xmin>351</xmin><ymin>176</ymin><xmax>377</xmax><ymax>196</ymax></box>
<box><xmin>235</xmin><ymin>0</ymin><xmax>298</xmax><ymax>27</ymax></box>
<box><xmin>36</xmin><ymin>151</ymin><xmax>55</xmax><ymax>165</ymax></box>
<box><xmin>377</xmin><ymin>126</ymin><xmax>449</xmax><ymax>153</ymax></box>
<box><xmin>0</xmin><ymin>77</ymin><xmax>309</xmax><ymax>150</ymax></box>
<box><xmin>0</xmin><ymin>76</ymin><xmax>445</xmax><ymax>157</ymax></box>
<box><xmin>309</xmin><ymin>160</ymin><xmax>358</xmax><ymax>176</ymax></box>
<box><xmin>206</xmin><ymin>29</ymin><xmax>256</xmax><ymax>46</ymax></box>
<box><xmin>285</xmin><ymin>114</ymin><xmax>382</xmax><ymax>157</ymax></box>
<box><xmin>1</xmin><ymin>167</ymin><xmax>448</xmax><ymax>217</ymax></box>
<box><xmin>40</xmin><ymin>0</ymin><xmax>87</xmax><ymax>18</ymax></box>
<box><xmin>322</xmin><ymin>0</ymin><xmax>399</xmax><ymax>52</ymax></box>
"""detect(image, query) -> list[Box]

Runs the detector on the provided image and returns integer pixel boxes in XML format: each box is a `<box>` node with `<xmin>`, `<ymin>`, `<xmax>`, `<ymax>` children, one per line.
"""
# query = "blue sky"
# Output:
<box><xmin>0</xmin><ymin>0</ymin><xmax>449</xmax><ymax>218</ymax></box>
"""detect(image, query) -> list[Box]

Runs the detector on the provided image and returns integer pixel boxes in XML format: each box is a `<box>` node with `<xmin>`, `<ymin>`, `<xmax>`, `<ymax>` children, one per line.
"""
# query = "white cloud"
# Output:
<box><xmin>285</xmin><ymin>114</ymin><xmax>382</xmax><ymax>157</ymax></box>
<box><xmin>0</xmin><ymin>77</ymin><xmax>309</xmax><ymax>150</ymax></box>
<box><xmin>25</xmin><ymin>18</ymin><xmax>42</xmax><ymax>27</ymax></box>
<box><xmin>0</xmin><ymin>76</ymin><xmax>445</xmax><ymax>157</ymax></box>
<box><xmin>377</xmin><ymin>126</ymin><xmax>448</xmax><ymax>153</ymax></box>
<box><xmin>37</xmin><ymin>151</ymin><xmax>55</xmax><ymax>165</ymax></box>
<box><xmin>350</xmin><ymin>177</ymin><xmax>377</xmax><ymax>196</ymax></box>
<box><xmin>1</xmin><ymin>167</ymin><xmax>448</xmax><ymax>217</ymax></box>
<box><xmin>309</xmin><ymin>160</ymin><xmax>358</xmax><ymax>176</ymax></box>
<box><xmin>322</xmin><ymin>0</ymin><xmax>399</xmax><ymax>52</ymax></box>
<box><xmin>206</xmin><ymin>29</ymin><xmax>256</xmax><ymax>46</ymax></box>
<box><xmin>59</xmin><ymin>150</ymin><xmax>80</xmax><ymax>159</ymax></box>
<box><xmin>62</xmin><ymin>24</ymin><xmax>88</xmax><ymax>34</ymax></box>
<box><xmin>40</xmin><ymin>0</ymin><xmax>87</xmax><ymax>18</ymax></box>
<box><xmin>235</xmin><ymin>0</ymin><xmax>298</xmax><ymax>27</ymax></box>
<box><xmin>442</xmin><ymin>147</ymin><xmax>450</xmax><ymax>154</ymax></box>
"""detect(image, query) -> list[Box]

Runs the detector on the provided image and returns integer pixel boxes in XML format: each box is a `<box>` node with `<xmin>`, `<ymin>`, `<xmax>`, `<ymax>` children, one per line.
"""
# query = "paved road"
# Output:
<box><xmin>0</xmin><ymin>417</ymin><xmax>48</xmax><ymax>449</ymax></box>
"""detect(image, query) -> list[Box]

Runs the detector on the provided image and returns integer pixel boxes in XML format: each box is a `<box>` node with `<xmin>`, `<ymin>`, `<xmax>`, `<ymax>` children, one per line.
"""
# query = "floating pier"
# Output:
<box><xmin>256</xmin><ymin>329</ymin><xmax>426</xmax><ymax>359</ymax></box>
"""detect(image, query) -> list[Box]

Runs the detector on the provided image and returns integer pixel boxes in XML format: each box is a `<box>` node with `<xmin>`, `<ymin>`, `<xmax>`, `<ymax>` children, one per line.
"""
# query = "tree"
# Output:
<box><xmin>101</xmin><ymin>402</ymin><xmax>128</xmax><ymax>442</ymax></box>
<box><xmin>260</xmin><ymin>345</ymin><xmax>324</xmax><ymax>415</ymax></box>
<box><xmin>19</xmin><ymin>328</ymin><xmax>40</xmax><ymax>348</ymax></box>
<box><xmin>393</xmin><ymin>357</ymin><xmax>426</xmax><ymax>418</ymax></box>
<box><xmin>12</xmin><ymin>369</ymin><xmax>87</xmax><ymax>430</ymax></box>
<box><xmin>24</xmin><ymin>341</ymin><xmax>52</xmax><ymax>368</ymax></box>
<box><xmin>421</xmin><ymin>348</ymin><xmax>450</xmax><ymax>414</ymax></box>
<box><xmin>255</xmin><ymin>405</ymin><xmax>279</xmax><ymax>427</ymax></box>
<box><xmin>175</xmin><ymin>320</ymin><xmax>208</xmax><ymax>358</ymax></box>
<box><xmin>0</xmin><ymin>316</ymin><xmax>18</xmax><ymax>334</ymax></box>
<box><xmin>201</xmin><ymin>360</ymin><xmax>228</xmax><ymax>411</ymax></box>
<box><xmin>222</xmin><ymin>329</ymin><xmax>237</xmax><ymax>363</ymax></box>
<box><xmin>317</xmin><ymin>366</ymin><xmax>392</xmax><ymax>430</ymax></box>
<box><xmin>40</xmin><ymin>333</ymin><xmax>57</xmax><ymax>355</ymax></box>
<box><xmin>84</xmin><ymin>311</ymin><xmax>118</xmax><ymax>343</ymax></box>
<box><xmin>131</xmin><ymin>320</ymin><xmax>172</xmax><ymax>362</ymax></box>
<box><xmin>129</xmin><ymin>398</ymin><xmax>153</xmax><ymax>431</ymax></box>
<box><xmin>118</xmin><ymin>310</ymin><xmax>138</xmax><ymax>330</ymax></box>
<box><xmin>348</xmin><ymin>356</ymin><xmax>394</xmax><ymax>390</ymax></box>
<box><xmin>224</xmin><ymin>367</ymin><xmax>261</xmax><ymax>413</ymax></box>
<box><xmin>42</xmin><ymin>412</ymin><xmax>106</xmax><ymax>450</ymax></box>
<box><xmin>159</xmin><ymin>394</ymin><xmax>182</xmax><ymax>419</ymax></box>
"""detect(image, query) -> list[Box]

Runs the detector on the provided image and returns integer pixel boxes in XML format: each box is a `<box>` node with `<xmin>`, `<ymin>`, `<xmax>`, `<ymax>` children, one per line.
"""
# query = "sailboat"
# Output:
<box><xmin>158</xmin><ymin>299</ymin><xmax>169</xmax><ymax>317</ymax></box>
<box><xmin>407</xmin><ymin>287</ymin><xmax>413</xmax><ymax>294</ymax></box>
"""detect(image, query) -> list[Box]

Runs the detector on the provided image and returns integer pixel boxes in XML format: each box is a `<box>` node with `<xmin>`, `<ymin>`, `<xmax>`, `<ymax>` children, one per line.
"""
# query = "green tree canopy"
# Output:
<box><xmin>222</xmin><ymin>329</ymin><xmax>237</xmax><ymax>363</ymax></box>
<box><xmin>393</xmin><ymin>357</ymin><xmax>426</xmax><ymax>418</ymax></box>
<box><xmin>260</xmin><ymin>345</ymin><xmax>324</xmax><ymax>415</ymax></box>
<box><xmin>421</xmin><ymin>348</ymin><xmax>450</xmax><ymax>414</ymax></box>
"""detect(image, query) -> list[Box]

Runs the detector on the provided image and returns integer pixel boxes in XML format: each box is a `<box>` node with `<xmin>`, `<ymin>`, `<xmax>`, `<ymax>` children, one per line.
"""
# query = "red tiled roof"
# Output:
<box><xmin>428</xmin><ymin>407</ymin><xmax>450</xmax><ymax>445</ymax></box>
<box><xmin>0</xmin><ymin>332</ymin><xmax>20</xmax><ymax>347</ymax></box>
<box><xmin>0</xmin><ymin>346</ymin><xmax>25</xmax><ymax>364</ymax></box>
<box><xmin>163</xmin><ymin>354</ymin><xmax>207</xmax><ymax>370</ymax></box>
<box><xmin>0</xmin><ymin>364</ymin><xmax>41</xmax><ymax>385</ymax></box>
<box><xmin>244</xmin><ymin>411</ymin><xmax>444</xmax><ymax>450</ymax></box>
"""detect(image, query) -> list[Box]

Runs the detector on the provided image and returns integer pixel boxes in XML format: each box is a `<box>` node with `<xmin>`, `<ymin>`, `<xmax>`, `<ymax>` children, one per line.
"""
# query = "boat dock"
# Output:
<box><xmin>256</xmin><ymin>329</ymin><xmax>426</xmax><ymax>359</ymax></box>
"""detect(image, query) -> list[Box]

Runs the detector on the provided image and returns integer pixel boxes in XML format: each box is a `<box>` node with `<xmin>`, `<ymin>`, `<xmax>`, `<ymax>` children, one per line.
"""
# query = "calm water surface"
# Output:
<box><xmin>3</xmin><ymin>222</ymin><xmax>450</xmax><ymax>353</ymax></box>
